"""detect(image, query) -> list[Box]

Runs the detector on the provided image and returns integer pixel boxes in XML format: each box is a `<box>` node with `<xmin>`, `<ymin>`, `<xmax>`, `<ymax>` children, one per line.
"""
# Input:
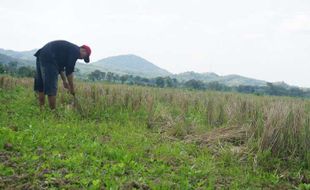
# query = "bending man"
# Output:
<box><xmin>34</xmin><ymin>40</ymin><xmax>91</xmax><ymax>109</ymax></box>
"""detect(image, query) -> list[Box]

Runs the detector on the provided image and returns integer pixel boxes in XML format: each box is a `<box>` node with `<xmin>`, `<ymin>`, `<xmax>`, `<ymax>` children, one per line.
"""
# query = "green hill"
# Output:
<box><xmin>0</xmin><ymin>48</ymin><xmax>36</xmax><ymax>62</ymax></box>
<box><xmin>88</xmin><ymin>54</ymin><xmax>172</xmax><ymax>78</ymax></box>
<box><xmin>0</xmin><ymin>53</ymin><xmax>34</xmax><ymax>66</ymax></box>
<box><xmin>0</xmin><ymin>48</ymin><xmax>36</xmax><ymax>67</ymax></box>
<box><xmin>173</xmin><ymin>71</ymin><xmax>267</xmax><ymax>86</ymax></box>
<box><xmin>0</xmin><ymin>53</ymin><xmax>17</xmax><ymax>64</ymax></box>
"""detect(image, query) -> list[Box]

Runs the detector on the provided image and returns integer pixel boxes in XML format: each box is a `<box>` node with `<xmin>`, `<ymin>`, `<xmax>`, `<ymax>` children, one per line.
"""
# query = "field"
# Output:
<box><xmin>0</xmin><ymin>75</ymin><xmax>310</xmax><ymax>189</ymax></box>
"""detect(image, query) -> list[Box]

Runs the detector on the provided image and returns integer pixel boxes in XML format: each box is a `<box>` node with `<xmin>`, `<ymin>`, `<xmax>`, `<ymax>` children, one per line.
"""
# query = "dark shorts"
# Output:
<box><xmin>34</xmin><ymin>55</ymin><xmax>59</xmax><ymax>96</ymax></box>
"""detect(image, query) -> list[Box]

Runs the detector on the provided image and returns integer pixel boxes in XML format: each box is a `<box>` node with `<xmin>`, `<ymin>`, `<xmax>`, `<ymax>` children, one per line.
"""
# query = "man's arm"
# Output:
<box><xmin>60</xmin><ymin>71</ymin><xmax>69</xmax><ymax>89</ymax></box>
<box><xmin>65</xmin><ymin>48</ymin><xmax>79</xmax><ymax>95</ymax></box>
<box><xmin>67</xmin><ymin>73</ymin><xmax>75</xmax><ymax>96</ymax></box>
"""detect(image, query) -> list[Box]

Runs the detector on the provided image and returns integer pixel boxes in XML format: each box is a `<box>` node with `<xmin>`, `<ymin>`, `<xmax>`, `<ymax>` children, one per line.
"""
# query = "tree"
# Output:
<box><xmin>165</xmin><ymin>77</ymin><xmax>174</xmax><ymax>88</ymax></box>
<box><xmin>141</xmin><ymin>77</ymin><xmax>150</xmax><ymax>83</ymax></box>
<box><xmin>106</xmin><ymin>72</ymin><xmax>113</xmax><ymax>82</ymax></box>
<box><xmin>184</xmin><ymin>79</ymin><xmax>205</xmax><ymax>90</ymax></box>
<box><xmin>266</xmin><ymin>82</ymin><xmax>287</xmax><ymax>96</ymax></box>
<box><xmin>134</xmin><ymin>76</ymin><xmax>142</xmax><ymax>85</ymax></box>
<box><xmin>88</xmin><ymin>70</ymin><xmax>105</xmax><ymax>81</ymax></box>
<box><xmin>113</xmin><ymin>74</ymin><xmax>120</xmax><ymax>82</ymax></box>
<box><xmin>155</xmin><ymin>77</ymin><xmax>165</xmax><ymax>88</ymax></box>
<box><xmin>0</xmin><ymin>64</ymin><xmax>4</xmax><ymax>74</ymax></box>
<box><xmin>120</xmin><ymin>75</ymin><xmax>129</xmax><ymax>84</ymax></box>
<box><xmin>172</xmin><ymin>78</ymin><xmax>178</xmax><ymax>87</ymax></box>
<box><xmin>206</xmin><ymin>81</ymin><xmax>228</xmax><ymax>91</ymax></box>
<box><xmin>7</xmin><ymin>61</ymin><xmax>18</xmax><ymax>74</ymax></box>
<box><xmin>17</xmin><ymin>66</ymin><xmax>35</xmax><ymax>77</ymax></box>
<box><xmin>289</xmin><ymin>87</ymin><xmax>304</xmax><ymax>97</ymax></box>
<box><xmin>237</xmin><ymin>85</ymin><xmax>256</xmax><ymax>94</ymax></box>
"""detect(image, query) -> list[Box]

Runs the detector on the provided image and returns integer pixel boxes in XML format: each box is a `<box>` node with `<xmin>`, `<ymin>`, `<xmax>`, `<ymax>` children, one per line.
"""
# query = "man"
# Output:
<box><xmin>34</xmin><ymin>40</ymin><xmax>91</xmax><ymax>109</ymax></box>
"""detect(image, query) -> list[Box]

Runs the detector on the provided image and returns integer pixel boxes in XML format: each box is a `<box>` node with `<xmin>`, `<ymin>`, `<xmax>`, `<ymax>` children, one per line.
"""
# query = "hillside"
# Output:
<box><xmin>88</xmin><ymin>54</ymin><xmax>172</xmax><ymax>78</ymax></box>
<box><xmin>0</xmin><ymin>53</ymin><xmax>18</xmax><ymax>64</ymax></box>
<box><xmin>173</xmin><ymin>71</ymin><xmax>267</xmax><ymax>86</ymax></box>
<box><xmin>0</xmin><ymin>53</ymin><xmax>34</xmax><ymax>66</ymax></box>
<box><xmin>0</xmin><ymin>48</ymin><xmax>37</xmax><ymax>62</ymax></box>
<box><xmin>0</xmin><ymin>48</ymin><xmax>36</xmax><ymax>67</ymax></box>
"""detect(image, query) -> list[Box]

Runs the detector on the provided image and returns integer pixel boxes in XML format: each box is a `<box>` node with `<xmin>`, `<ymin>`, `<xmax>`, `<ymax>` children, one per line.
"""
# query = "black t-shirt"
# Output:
<box><xmin>35</xmin><ymin>40</ymin><xmax>80</xmax><ymax>76</ymax></box>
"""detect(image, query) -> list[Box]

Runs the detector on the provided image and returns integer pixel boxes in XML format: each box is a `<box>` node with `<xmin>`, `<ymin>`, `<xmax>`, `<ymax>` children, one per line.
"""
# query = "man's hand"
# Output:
<box><xmin>60</xmin><ymin>71</ymin><xmax>69</xmax><ymax>89</ymax></box>
<box><xmin>67</xmin><ymin>74</ymin><xmax>75</xmax><ymax>96</ymax></box>
<box><xmin>63</xmin><ymin>81</ymin><xmax>69</xmax><ymax>89</ymax></box>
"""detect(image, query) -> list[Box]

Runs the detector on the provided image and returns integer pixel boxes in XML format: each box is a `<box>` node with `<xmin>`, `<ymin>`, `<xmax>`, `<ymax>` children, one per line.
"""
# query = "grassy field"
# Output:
<box><xmin>0</xmin><ymin>76</ymin><xmax>310</xmax><ymax>189</ymax></box>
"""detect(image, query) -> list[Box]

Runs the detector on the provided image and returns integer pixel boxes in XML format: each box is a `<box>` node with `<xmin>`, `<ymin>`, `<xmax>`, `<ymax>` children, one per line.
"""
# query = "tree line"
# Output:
<box><xmin>0</xmin><ymin>62</ymin><xmax>35</xmax><ymax>77</ymax></box>
<box><xmin>87</xmin><ymin>70</ymin><xmax>310</xmax><ymax>98</ymax></box>
<box><xmin>1</xmin><ymin>62</ymin><xmax>309</xmax><ymax>98</ymax></box>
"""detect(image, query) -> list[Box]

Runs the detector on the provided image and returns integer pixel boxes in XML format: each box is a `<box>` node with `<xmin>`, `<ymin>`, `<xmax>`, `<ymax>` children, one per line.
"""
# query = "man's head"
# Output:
<box><xmin>80</xmin><ymin>45</ymin><xmax>91</xmax><ymax>63</ymax></box>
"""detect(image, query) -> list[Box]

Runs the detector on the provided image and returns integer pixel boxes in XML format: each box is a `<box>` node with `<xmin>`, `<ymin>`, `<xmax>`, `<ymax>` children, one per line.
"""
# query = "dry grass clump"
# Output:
<box><xmin>0</xmin><ymin>76</ymin><xmax>17</xmax><ymax>89</ymax></box>
<box><xmin>185</xmin><ymin>125</ymin><xmax>250</xmax><ymax>146</ymax></box>
<box><xmin>260</xmin><ymin>101</ymin><xmax>310</xmax><ymax>158</ymax></box>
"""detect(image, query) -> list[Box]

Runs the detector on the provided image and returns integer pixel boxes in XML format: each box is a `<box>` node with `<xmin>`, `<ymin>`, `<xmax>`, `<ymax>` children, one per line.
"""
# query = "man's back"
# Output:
<box><xmin>35</xmin><ymin>40</ymin><xmax>80</xmax><ymax>75</ymax></box>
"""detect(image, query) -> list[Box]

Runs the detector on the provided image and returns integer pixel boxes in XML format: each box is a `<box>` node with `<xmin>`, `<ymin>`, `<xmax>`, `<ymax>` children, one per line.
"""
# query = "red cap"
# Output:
<box><xmin>81</xmin><ymin>45</ymin><xmax>91</xmax><ymax>63</ymax></box>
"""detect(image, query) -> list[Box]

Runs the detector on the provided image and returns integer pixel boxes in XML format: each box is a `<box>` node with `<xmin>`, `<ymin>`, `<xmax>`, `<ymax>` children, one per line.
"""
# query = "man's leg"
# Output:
<box><xmin>38</xmin><ymin>92</ymin><xmax>45</xmax><ymax>107</ymax></box>
<box><xmin>34</xmin><ymin>57</ymin><xmax>45</xmax><ymax>108</ymax></box>
<box><xmin>42</xmin><ymin>58</ymin><xmax>58</xmax><ymax>110</ymax></box>
<box><xmin>48</xmin><ymin>95</ymin><xmax>56</xmax><ymax>110</ymax></box>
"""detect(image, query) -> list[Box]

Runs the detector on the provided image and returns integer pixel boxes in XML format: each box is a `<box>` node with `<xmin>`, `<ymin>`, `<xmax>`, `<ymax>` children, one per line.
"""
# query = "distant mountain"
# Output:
<box><xmin>0</xmin><ymin>48</ymin><xmax>36</xmax><ymax>60</ymax></box>
<box><xmin>271</xmin><ymin>81</ymin><xmax>291</xmax><ymax>88</ymax></box>
<box><xmin>0</xmin><ymin>48</ymin><xmax>36</xmax><ymax>66</ymax></box>
<box><xmin>0</xmin><ymin>53</ymin><xmax>17</xmax><ymax>64</ymax></box>
<box><xmin>1</xmin><ymin>48</ymin><xmax>305</xmax><ymax>88</ymax></box>
<box><xmin>78</xmin><ymin>54</ymin><xmax>172</xmax><ymax>78</ymax></box>
<box><xmin>217</xmin><ymin>74</ymin><xmax>267</xmax><ymax>86</ymax></box>
<box><xmin>0</xmin><ymin>53</ymin><xmax>34</xmax><ymax>66</ymax></box>
<box><xmin>173</xmin><ymin>71</ymin><xmax>267</xmax><ymax>86</ymax></box>
<box><xmin>172</xmin><ymin>72</ymin><xmax>219</xmax><ymax>82</ymax></box>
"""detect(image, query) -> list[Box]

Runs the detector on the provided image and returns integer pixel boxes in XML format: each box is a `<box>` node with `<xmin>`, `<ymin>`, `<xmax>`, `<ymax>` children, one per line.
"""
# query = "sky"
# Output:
<box><xmin>0</xmin><ymin>0</ymin><xmax>310</xmax><ymax>87</ymax></box>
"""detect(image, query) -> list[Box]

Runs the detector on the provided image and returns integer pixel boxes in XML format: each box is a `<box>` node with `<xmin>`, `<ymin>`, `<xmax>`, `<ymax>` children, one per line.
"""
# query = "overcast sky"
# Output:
<box><xmin>1</xmin><ymin>0</ymin><xmax>309</xmax><ymax>87</ymax></box>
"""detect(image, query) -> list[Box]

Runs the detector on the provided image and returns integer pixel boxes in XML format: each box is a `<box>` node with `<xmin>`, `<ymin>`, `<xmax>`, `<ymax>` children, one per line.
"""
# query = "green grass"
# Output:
<box><xmin>0</xmin><ymin>76</ymin><xmax>309</xmax><ymax>189</ymax></box>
